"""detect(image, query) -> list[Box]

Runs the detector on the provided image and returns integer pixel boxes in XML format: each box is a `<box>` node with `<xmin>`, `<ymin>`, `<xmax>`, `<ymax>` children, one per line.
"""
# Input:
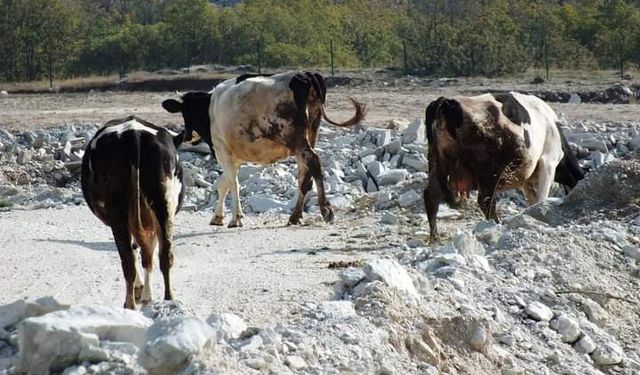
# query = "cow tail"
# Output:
<box><xmin>130</xmin><ymin>134</ymin><xmax>143</xmax><ymax>234</ymax></box>
<box><xmin>553</xmin><ymin>122</ymin><xmax>585</xmax><ymax>190</ymax></box>
<box><xmin>321</xmin><ymin>98</ymin><xmax>366</xmax><ymax>127</ymax></box>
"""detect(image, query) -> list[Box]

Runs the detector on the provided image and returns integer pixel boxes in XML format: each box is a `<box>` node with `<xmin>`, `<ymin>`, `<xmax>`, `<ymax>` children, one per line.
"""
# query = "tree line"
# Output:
<box><xmin>1</xmin><ymin>0</ymin><xmax>639</xmax><ymax>84</ymax></box>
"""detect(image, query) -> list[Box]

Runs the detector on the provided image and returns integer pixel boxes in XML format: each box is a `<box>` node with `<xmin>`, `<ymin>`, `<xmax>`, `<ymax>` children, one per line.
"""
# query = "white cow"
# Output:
<box><xmin>163</xmin><ymin>72</ymin><xmax>365</xmax><ymax>227</ymax></box>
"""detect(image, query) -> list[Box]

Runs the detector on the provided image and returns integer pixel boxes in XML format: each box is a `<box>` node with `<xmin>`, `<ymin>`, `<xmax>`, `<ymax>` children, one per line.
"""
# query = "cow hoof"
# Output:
<box><xmin>228</xmin><ymin>220</ymin><xmax>243</xmax><ymax>228</ymax></box>
<box><xmin>288</xmin><ymin>214</ymin><xmax>302</xmax><ymax>225</ymax></box>
<box><xmin>321</xmin><ymin>206</ymin><xmax>334</xmax><ymax>223</ymax></box>
<box><xmin>210</xmin><ymin>216</ymin><xmax>224</xmax><ymax>226</ymax></box>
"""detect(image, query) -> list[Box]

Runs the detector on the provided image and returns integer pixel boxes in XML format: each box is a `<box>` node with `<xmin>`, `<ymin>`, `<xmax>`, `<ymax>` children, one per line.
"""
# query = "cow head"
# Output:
<box><xmin>162</xmin><ymin>92</ymin><xmax>213</xmax><ymax>147</ymax></box>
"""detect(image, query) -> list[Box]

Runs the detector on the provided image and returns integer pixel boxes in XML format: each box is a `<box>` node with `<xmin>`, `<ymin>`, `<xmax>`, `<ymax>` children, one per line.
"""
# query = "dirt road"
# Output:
<box><xmin>0</xmin><ymin>206</ymin><xmax>378</xmax><ymax>325</ymax></box>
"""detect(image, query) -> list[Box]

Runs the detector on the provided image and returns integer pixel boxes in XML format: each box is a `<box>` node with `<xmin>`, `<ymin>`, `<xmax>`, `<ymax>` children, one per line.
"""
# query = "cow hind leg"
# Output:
<box><xmin>534</xmin><ymin>157</ymin><xmax>557</xmax><ymax>204</ymax></box>
<box><xmin>289</xmin><ymin>160</ymin><xmax>312</xmax><ymax>225</ymax></box>
<box><xmin>112</xmin><ymin>223</ymin><xmax>138</xmax><ymax>310</ymax></box>
<box><xmin>424</xmin><ymin>177</ymin><xmax>444</xmax><ymax>242</ymax></box>
<box><xmin>131</xmin><ymin>220</ymin><xmax>157</xmax><ymax>306</ymax></box>
<box><xmin>301</xmin><ymin>145</ymin><xmax>333</xmax><ymax>223</ymax></box>
<box><xmin>216</xmin><ymin>150</ymin><xmax>243</xmax><ymax>228</ymax></box>
<box><xmin>211</xmin><ymin>176</ymin><xmax>230</xmax><ymax>226</ymax></box>
<box><xmin>132</xmin><ymin>247</ymin><xmax>144</xmax><ymax>303</ymax></box>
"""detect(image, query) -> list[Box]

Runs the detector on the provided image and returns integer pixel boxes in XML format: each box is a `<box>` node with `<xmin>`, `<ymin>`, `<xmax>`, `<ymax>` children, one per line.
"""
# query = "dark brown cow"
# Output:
<box><xmin>424</xmin><ymin>92</ymin><xmax>584</xmax><ymax>241</ymax></box>
<box><xmin>162</xmin><ymin>72</ymin><xmax>365</xmax><ymax>227</ymax></box>
<box><xmin>81</xmin><ymin>116</ymin><xmax>185</xmax><ymax>309</ymax></box>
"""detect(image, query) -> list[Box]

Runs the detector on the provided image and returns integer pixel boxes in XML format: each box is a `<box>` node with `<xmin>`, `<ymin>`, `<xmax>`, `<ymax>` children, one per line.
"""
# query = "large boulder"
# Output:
<box><xmin>16</xmin><ymin>305</ymin><xmax>152</xmax><ymax>375</ymax></box>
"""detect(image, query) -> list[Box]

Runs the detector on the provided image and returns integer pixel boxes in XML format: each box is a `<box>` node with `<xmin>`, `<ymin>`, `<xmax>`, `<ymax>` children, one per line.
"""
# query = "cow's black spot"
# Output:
<box><xmin>275</xmin><ymin>102</ymin><xmax>296</xmax><ymax>121</ymax></box>
<box><xmin>524</xmin><ymin>129</ymin><xmax>531</xmax><ymax>148</ymax></box>
<box><xmin>493</xmin><ymin>92</ymin><xmax>531</xmax><ymax>126</ymax></box>
<box><xmin>236</xmin><ymin>73</ymin><xmax>274</xmax><ymax>84</ymax></box>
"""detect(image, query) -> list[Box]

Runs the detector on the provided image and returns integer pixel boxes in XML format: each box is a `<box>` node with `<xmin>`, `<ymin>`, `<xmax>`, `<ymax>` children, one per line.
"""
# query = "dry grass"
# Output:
<box><xmin>0</xmin><ymin>71</ymin><xmax>235</xmax><ymax>92</ymax></box>
<box><xmin>523</xmin><ymin>68</ymin><xmax>640</xmax><ymax>85</ymax></box>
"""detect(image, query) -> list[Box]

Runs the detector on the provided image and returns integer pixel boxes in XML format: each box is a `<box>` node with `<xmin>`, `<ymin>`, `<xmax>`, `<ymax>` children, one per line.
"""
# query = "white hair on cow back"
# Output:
<box><xmin>90</xmin><ymin>119</ymin><xmax>158</xmax><ymax>149</ymax></box>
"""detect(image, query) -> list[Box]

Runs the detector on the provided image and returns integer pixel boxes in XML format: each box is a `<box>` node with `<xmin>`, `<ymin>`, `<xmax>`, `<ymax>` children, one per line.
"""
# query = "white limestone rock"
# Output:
<box><xmin>453</xmin><ymin>231</ymin><xmax>486</xmax><ymax>256</ymax></box>
<box><xmin>364</xmin><ymin>259</ymin><xmax>420</xmax><ymax>304</ymax></box>
<box><xmin>340</xmin><ymin>267</ymin><xmax>365</xmax><ymax>288</ymax></box>
<box><xmin>591</xmin><ymin>342</ymin><xmax>625</xmax><ymax>365</ymax></box>
<box><xmin>402</xmin><ymin>154</ymin><xmax>428</xmax><ymax>172</ymax></box>
<box><xmin>140</xmin><ymin>317</ymin><xmax>216</xmax><ymax>374</ymax></box>
<box><xmin>206</xmin><ymin>313</ymin><xmax>247</xmax><ymax>341</ymax></box>
<box><xmin>0</xmin><ymin>297</ymin><xmax>68</xmax><ymax>330</ymax></box>
<box><xmin>16</xmin><ymin>305</ymin><xmax>152</xmax><ymax>375</ymax></box>
<box><xmin>551</xmin><ymin>314</ymin><xmax>581</xmax><ymax>343</ymax></box>
<box><xmin>402</xmin><ymin>118</ymin><xmax>426</xmax><ymax>144</ymax></box>
<box><xmin>246</xmin><ymin>194</ymin><xmax>287</xmax><ymax>213</ymax></box>
<box><xmin>574</xmin><ymin>335</ymin><xmax>597</xmax><ymax>354</ymax></box>
<box><xmin>524</xmin><ymin>302</ymin><xmax>553</xmax><ymax>322</ymax></box>
<box><xmin>378</xmin><ymin>169</ymin><xmax>408</xmax><ymax>186</ymax></box>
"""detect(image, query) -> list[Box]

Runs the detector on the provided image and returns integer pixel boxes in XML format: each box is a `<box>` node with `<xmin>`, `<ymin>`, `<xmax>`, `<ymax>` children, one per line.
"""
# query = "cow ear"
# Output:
<box><xmin>162</xmin><ymin>99</ymin><xmax>183</xmax><ymax>113</ymax></box>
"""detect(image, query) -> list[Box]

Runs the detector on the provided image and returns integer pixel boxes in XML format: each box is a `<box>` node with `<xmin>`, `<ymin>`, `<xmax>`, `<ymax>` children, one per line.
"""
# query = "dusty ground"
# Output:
<box><xmin>0</xmin><ymin>206</ymin><xmax>398</xmax><ymax>326</ymax></box>
<box><xmin>1</xmin><ymin>80</ymin><xmax>640</xmax><ymax>132</ymax></box>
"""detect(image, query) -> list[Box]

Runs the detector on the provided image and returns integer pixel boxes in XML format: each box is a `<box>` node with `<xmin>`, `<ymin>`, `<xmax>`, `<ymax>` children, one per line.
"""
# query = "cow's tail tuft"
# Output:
<box><xmin>553</xmin><ymin>122</ymin><xmax>585</xmax><ymax>191</ymax></box>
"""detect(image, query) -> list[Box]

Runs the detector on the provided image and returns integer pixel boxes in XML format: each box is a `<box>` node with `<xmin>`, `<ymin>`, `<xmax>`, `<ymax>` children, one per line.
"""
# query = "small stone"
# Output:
<box><xmin>582</xmin><ymin>139</ymin><xmax>609</xmax><ymax>152</ymax></box>
<box><xmin>340</xmin><ymin>267</ymin><xmax>365</xmax><ymax>288</ymax></box>
<box><xmin>551</xmin><ymin>314</ymin><xmax>581</xmax><ymax>343</ymax></box>
<box><xmin>622</xmin><ymin>245</ymin><xmax>640</xmax><ymax>261</ymax></box>
<box><xmin>453</xmin><ymin>231</ymin><xmax>485</xmax><ymax>256</ymax></box>
<box><xmin>380</xmin><ymin>212</ymin><xmax>398</xmax><ymax>225</ymax></box>
<box><xmin>502</xmin><ymin>365</ymin><xmax>525</xmax><ymax>375</ymax></box>
<box><xmin>402</xmin><ymin>154</ymin><xmax>428</xmax><ymax>172</ymax></box>
<box><xmin>385</xmin><ymin>139</ymin><xmax>402</xmax><ymax>154</ymax></box>
<box><xmin>628</xmin><ymin>135</ymin><xmax>640</xmax><ymax>151</ymax></box>
<box><xmin>366</xmin><ymin>161</ymin><xmax>385</xmax><ymax>178</ymax></box>
<box><xmin>574</xmin><ymin>335</ymin><xmax>597</xmax><ymax>354</ymax></box>
<box><xmin>469</xmin><ymin>325</ymin><xmax>490</xmax><ymax>352</ymax></box>
<box><xmin>398</xmin><ymin>189</ymin><xmax>420</xmax><ymax>208</ymax></box>
<box><xmin>405</xmin><ymin>239</ymin><xmax>426</xmax><ymax>248</ymax></box>
<box><xmin>582</xmin><ymin>299</ymin><xmax>608</xmax><ymax>327</ymax></box>
<box><xmin>524</xmin><ymin>302</ymin><xmax>553</xmax><ymax>322</ymax></box>
<box><xmin>591</xmin><ymin>342</ymin><xmax>624</xmax><ymax>365</ymax></box>
<box><xmin>378</xmin><ymin>169</ymin><xmax>408</xmax><ymax>186</ymax></box>
<box><xmin>285</xmin><ymin>355</ymin><xmax>307</xmax><ymax>370</ymax></box>
<box><xmin>568</xmin><ymin>93</ymin><xmax>581</xmax><ymax>103</ymax></box>
<box><xmin>206</xmin><ymin>313</ymin><xmax>247</xmax><ymax>340</ymax></box>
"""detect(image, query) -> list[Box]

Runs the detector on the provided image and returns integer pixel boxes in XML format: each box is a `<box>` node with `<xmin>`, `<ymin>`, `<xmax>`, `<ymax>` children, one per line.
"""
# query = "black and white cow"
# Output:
<box><xmin>81</xmin><ymin>115</ymin><xmax>185</xmax><ymax>309</ymax></box>
<box><xmin>424</xmin><ymin>92</ymin><xmax>585</xmax><ymax>240</ymax></box>
<box><xmin>162</xmin><ymin>72</ymin><xmax>365</xmax><ymax>227</ymax></box>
